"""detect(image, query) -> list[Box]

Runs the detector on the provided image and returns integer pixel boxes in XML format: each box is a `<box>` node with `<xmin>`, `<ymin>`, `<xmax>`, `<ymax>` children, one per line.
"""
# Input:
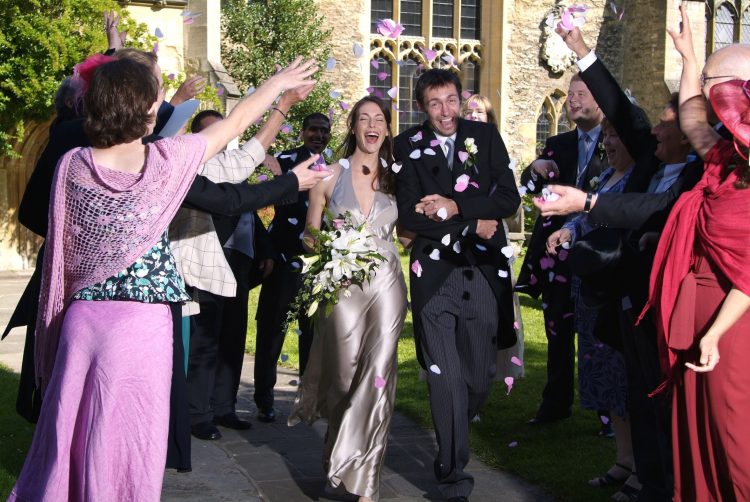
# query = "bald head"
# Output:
<box><xmin>702</xmin><ymin>44</ymin><xmax>750</xmax><ymax>98</ymax></box>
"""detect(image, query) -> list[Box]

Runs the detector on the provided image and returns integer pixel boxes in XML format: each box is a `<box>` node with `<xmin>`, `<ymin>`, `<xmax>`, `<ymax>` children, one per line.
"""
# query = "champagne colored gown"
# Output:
<box><xmin>288</xmin><ymin>164</ymin><xmax>407</xmax><ymax>501</ymax></box>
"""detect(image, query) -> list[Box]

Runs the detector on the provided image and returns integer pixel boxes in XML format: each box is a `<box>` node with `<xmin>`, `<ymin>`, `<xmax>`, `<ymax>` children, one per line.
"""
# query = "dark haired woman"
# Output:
<box><xmin>8</xmin><ymin>56</ymin><xmax>322</xmax><ymax>502</ymax></box>
<box><xmin>288</xmin><ymin>96</ymin><xmax>409</xmax><ymax>502</ymax></box>
<box><xmin>645</xmin><ymin>8</ymin><xmax>750</xmax><ymax>500</ymax></box>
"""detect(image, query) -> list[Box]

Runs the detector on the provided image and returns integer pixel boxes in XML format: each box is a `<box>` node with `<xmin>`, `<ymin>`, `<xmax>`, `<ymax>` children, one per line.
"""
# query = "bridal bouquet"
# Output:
<box><xmin>284</xmin><ymin>210</ymin><xmax>385</xmax><ymax>331</ymax></box>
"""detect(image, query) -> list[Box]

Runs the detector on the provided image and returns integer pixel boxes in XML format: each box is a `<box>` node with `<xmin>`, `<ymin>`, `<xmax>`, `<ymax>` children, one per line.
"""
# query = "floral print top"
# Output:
<box><xmin>73</xmin><ymin>232</ymin><xmax>190</xmax><ymax>303</ymax></box>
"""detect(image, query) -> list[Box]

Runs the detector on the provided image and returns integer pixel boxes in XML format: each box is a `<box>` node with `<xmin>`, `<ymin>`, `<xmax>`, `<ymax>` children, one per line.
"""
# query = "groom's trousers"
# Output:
<box><xmin>418</xmin><ymin>267</ymin><xmax>498</xmax><ymax>499</ymax></box>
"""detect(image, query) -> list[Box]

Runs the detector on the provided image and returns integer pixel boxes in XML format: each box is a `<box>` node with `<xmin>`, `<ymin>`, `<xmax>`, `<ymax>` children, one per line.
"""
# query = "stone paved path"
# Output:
<box><xmin>1</xmin><ymin>271</ymin><xmax>551</xmax><ymax>501</ymax></box>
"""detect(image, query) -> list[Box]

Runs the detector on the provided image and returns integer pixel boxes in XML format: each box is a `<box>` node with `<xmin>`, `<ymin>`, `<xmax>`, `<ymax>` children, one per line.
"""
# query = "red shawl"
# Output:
<box><xmin>642</xmin><ymin>139</ymin><xmax>750</xmax><ymax>385</ymax></box>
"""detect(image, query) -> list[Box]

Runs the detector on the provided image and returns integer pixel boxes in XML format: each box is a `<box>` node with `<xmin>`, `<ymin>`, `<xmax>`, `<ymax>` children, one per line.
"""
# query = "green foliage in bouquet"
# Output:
<box><xmin>284</xmin><ymin>210</ymin><xmax>386</xmax><ymax>332</ymax></box>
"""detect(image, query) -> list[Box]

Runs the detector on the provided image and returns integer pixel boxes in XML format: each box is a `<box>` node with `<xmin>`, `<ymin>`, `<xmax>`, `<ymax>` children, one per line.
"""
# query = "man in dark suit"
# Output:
<box><xmin>537</xmin><ymin>26</ymin><xmax>704</xmax><ymax>501</ymax></box>
<box><xmin>253</xmin><ymin>113</ymin><xmax>331</xmax><ymax>423</ymax></box>
<box><xmin>393</xmin><ymin>69</ymin><xmax>520</xmax><ymax>501</ymax></box>
<box><xmin>516</xmin><ymin>73</ymin><xmax>605</xmax><ymax>425</ymax></box>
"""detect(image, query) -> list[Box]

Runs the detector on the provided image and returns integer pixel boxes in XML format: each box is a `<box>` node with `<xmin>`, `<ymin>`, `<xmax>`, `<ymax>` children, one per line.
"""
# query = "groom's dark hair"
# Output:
<box><xmin>414</xmin><ymin>69</ymin><xmax>462</xmax><ymax>108</ymax></box>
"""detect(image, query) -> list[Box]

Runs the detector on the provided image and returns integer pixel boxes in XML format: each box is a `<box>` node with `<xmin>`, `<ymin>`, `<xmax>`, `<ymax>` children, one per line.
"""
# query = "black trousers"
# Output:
<box><xmin>418</xmin><ymin>267</ymin><xmax>499</xmax><ymax>499</ymax></box>
<box><xmin>253</xmin><ymin>261</ymin><xmax>313</xmax><ymax>411</ymax></box>
<box><xmin>536</xmin><ymin>279</ymin><xmax>576</xmax><ymax>419</ymax></box>
<box><xmin>620</xmin><ymin>305</ymin><xmax>673</xmax><ymax>502</ymax></box>
<box><xmin>187</xmin><ymin>250</ymin><xmax>253</xmax><ymax>423</ymax></box>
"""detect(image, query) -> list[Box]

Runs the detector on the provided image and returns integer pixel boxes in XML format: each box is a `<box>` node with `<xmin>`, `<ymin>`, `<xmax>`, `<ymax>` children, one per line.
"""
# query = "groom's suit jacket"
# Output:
<box><xmin>394</xmin><ymin>118</ymin><xmax>521</xmax><ymax>351</ymax></box>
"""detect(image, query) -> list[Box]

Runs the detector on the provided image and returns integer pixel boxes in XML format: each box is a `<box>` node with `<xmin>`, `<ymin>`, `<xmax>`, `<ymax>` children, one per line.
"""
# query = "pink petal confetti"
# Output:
<box><xmin>548</xmin><ymin>320</ymin><xmax>556</xmax><ymax>328</ymax></box>
<box><xmin>542</xmin><ymin>220</ymin><xmax>552</xmax><ymax>228</ymax></box>
<box><xmin>555</xmin><ymin>275</ymin><xmax>568</xmax><ymax>283</ymax></box>
<box><xmin>558</xmin><ymin>4</ymin><xmax>587</xmax><ymax>31</ymax></box>
<box><xmin>167</xmin><ymin>73</ymin><xmax>175</xmax><ymax>81</ymax></box>
<box><xmin>410</xmin><ymin>131</ymin><xmax>423</xmax><ymax>143</ymax></box>
<box><xmin>563</xmin><ymin>312</ymin><xmax>575</xmax><ymax>319</ymax></box>
<box><xmin>549</xmin><ymin>171</ymin><xmax>555</xmax><ymax>178</ymax></box>
<box><xmin>152</xmin><ymin>42</ymin><xmax>159</xmax><ymax>53</ymax></box>
<box><xmin>618</xmin><ymin>9</ymin><xmax>625</xmax><ymax>21</ymax></box>
<box><xmin>373</xmin><ymin>89</ymin><xmax>384</xmax><ymax>98</ymax></box>
<box><xmin>387</xmin><ymin>87</ymin><xmax>398</xmax><ymax>98</ymax></box>
<box><xmin>281</xmin><ymin>124</ymin><xmax>293</xmax><ymax>134</ymax></box>
<box><xmin>547</xmin><ymin>150</ymin><xmax>554</xmax><ymax>157</ymax></box>
<box><xmin>353</xmin><ymin>42</ymin><xmax>364</xmax><ymax>58</ymax></box>
<box><xmin>184</xmin><ymin>17</ymin><xmax>194</xmax><ymax>25</ymax></box>
<box><xmin>454</xmin><ymin>174</ymin><xmax>470</xmax><ymax>192</ymax></box>
<box><xmin>469</xmin><ymin>181</ymin><xmax>479</xmax><ymax>189</ymax></box>
<box><xmin>529</xmin><ymin>274</ymin><xmax>538</xmax><ymax>285</ymax></box>
<box><xmin>371</xmin><ymin>59</ymin><xmax>380</xmax><ymax>69</ymax></box>
<box><xmin>216</xmin><ymin>84</ymin><xmax>224</xmax><ymax>96</ymax></box>
<box><xmin>326</xmin><ymin>57</ymin><xmax>336</xmax><ymax>71</ymax></box>
<box><xmin>469</xmin><ymin>100</ymin><xmax>479</xmax><ymax>109</ymax></box>
<box><xmin>511</xmin><ymin>356</ymin><xmax>523</xmax><ymax>366</ymax></box>
<box><xmin>411</xmin><ymin>260</ymin><xmax>423</xmax><ymax>278</ymax></box>
<box><xmin>257</xmin><ymin>174</ymin><xmax>268</xmax><ymax>182</ymax></box>
<box><xmin>458</xmin><ymin>151</ymin><xmax>469</xmax><ymax>164</ymax></box>
<box><xmin>508</xmin><ymin>441</ymin><xmax>519</xmax><ymax>448</ymax></box>
<box><xmin>504</xmin><ymin>376</ymin><xmax>514</xmax><ymax>394</ymax></box>
<box><xmin>600</xmin><ymin>415</ymin><xmax>610</xmax><ymax>425</ymax></box>
<box><xmin>430</xmin><ymin>139</ymin><xmax>441</xmax><ymax>147</ymax></box>
<box><xmin>558</xmin><ymin>249</ymin><xmax>569</xmax><ymax>261</ymax></box>
<box><xmin>340</xmin><ymin>101</ymin><xmax>350</xmax><ymax>110</ymax></box>
<box><xmin>377</xmin><ymin>72</ymin><xmax>388</xmax><ymax>81</ymax></box>
<box><xmin>513</xmin><ymin>321</ymin><xmax>520</xmax><ymax>330</ymax></box>
<box><xmin>280</xmin><ymin>354</ymin><xmax>289</xmax><ymax>362</ymax></box>
<box><xmin>376</xmin><ymin>18</ymin><xmax>405</xmax><ymax>39</ymax></box>
<box><xmin>374</xmin><ymin>376</ymin><xmax>386</xmax><ymax>388</ymax></box>
<box><xmin>366</xmin><ymin>86</ymin><xmax>375</xmax><ymax>94</ymax></box>
<box><xmin>461</xmin><ymin>90</ymin><xmax>472</xmax><ymax>99</ymax></box>
<box><xmin>422</xmin><ymin>47</ymin><xmax>437</xmax><ymax>60</ymax></box>
<box><xmin>540</xmin><ymin>256</ymin><xmax>555</xmax><ymax>270</ymax></box>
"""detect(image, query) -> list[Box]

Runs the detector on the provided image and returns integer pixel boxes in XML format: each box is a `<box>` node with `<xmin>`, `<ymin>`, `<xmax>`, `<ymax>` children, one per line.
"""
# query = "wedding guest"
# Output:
<box><xmin>254</xmin><ymin>112</ymin><xmax>332</xmax><ymax>423</ymax></box>
<box><xmin>288</xmin><ymin>96</ymin><xmax>408</xmax><ymax>502</ymax></box>
<box><xmin>7</xmin><ymin>56</ymin><xmax>324</xmax><ymax>502</ymax></box>
<box><xmin>642</xmin><ymin>7</ymin><xmax>750</xmax><ymax>500</ymax></box>
<box><xmin>461</xmin><ymin>94</ymin><xmax>497</xmax><ymax>125</ymax></box>
<box><xmin>516</xmin><ymin>73</ymin><xmax>605</xmax><ymax>426</ymax></box>
<box><xmin>546</xmin><ymin>118</ymin><xmax>638</xmax><ymax>499</ymax></box>
<box><xmin>394</xmin><ymin>69</ymin><xmax>520</xmax><ymax>502</ymax></box>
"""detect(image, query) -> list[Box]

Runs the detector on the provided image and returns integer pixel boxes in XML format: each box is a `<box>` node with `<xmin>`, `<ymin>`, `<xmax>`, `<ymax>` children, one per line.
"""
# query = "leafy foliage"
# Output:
<box><xmin>221</xmin><ymin>0</ymin><xmax>340</xmax><ymax>153</ymax></box>
<box><xmin>0</xmin><ymin>0</ymin><xmax>153</xmax><ymax>157</ymax></box>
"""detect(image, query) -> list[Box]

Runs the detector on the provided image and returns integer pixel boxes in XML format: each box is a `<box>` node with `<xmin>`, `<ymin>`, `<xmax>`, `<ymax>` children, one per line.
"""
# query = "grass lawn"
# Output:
<box><xmin>0</xmin><ymin>364</ymin><xmax>35</xmax><ymax>499</ymax></box>
<box><xmin>246</xmin><ymin>249</ymin><xmax>623</xmax><ymax>502</ymax></box>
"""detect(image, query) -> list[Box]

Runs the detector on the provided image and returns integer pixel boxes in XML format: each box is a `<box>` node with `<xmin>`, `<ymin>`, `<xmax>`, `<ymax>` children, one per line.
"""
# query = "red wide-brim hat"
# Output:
<box><xmin>710</xmin><ymin>79</ymin><xmax>750</xmax><ymax>150</ymax></box>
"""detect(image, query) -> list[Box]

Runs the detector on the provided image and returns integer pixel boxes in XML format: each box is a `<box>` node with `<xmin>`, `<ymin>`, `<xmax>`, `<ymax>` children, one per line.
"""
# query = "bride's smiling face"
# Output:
<box><xmin>354</xmin><ymin>101</ymin><xmax>388</xmax><ymax>155</ymax></box>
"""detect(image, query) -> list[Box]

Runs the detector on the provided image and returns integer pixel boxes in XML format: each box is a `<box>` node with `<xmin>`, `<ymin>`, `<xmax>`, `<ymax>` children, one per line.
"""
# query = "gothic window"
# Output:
<box><xmin>536</xmin><ymin>103</ymin><xmax>552</xmax><ymax>153</ymax></box>
<box><xmin>714</xmin><ymin>2</ymin><xmax>738</xmax><ymax>49</ymax></box>
<box><xmin>369</xmin><ymin>56</ymin><xmax>394</xmax><ymax>109</ymax></box>
<box><xmin>370</xmin><ymin>0</ymin><xmax>393</xmax><ymax>34</ymax></box>
<box><xmin>461</xmin><ymin>0</ymin><xmax>480</xmax><ymax>39</ymax></box>
<box><xmin>706</xmin><ymin>1</ymin><xmax>748</xmax><ymax>54</ymax></box>
<box><xmin>460</xmin><ymin>59</ymin><xmax>479</xmax><ymax>95</ymax></box>
<box><xmin>398</xmin><ymin>58</ymin><xmax>425</xmax><ymax>132</ymax></box>
<box><xmin>401</xmin><ymin>0</ymin><xmax>423</xmax><ymax>36</ymax></box>
<box><xmin>742</xmin><ymin>6</ymin><xmax>750</xmax><ymax>43</ymax></box>
<box><xmin>536</xmin><ymin>90</ymin><xmax>568</xmax><ymax>151</ymax></box>
<box><xmin>433</xmin><ymin>0</ymin><xmax>454</xmax><ymax>38</ymax></box>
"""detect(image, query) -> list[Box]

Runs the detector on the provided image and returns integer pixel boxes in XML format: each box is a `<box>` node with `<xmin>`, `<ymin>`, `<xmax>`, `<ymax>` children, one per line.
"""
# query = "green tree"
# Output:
<box><xmin>221</xmin><ymin>0</ymin><xmax>339</xmax><ymax>154</ymax></box>
<box><xmin>0</xmin><ymin>0</ymin><xmax>152</xmax><ymax>157</ymax></box>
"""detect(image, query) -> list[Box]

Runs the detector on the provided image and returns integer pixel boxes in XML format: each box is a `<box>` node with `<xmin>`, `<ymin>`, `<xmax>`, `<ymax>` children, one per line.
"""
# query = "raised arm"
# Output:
<box><xmin>668</xmin><ymin>3</ymin><xmax>720</xmax><ymax>158</ymax></box>
<box><xmin>197</xmin><ymin>58</ymin><xmax>317</xmax><ymax>163</ymax></box>
<box><xmin>302</xmin><ymin>167</ymin><xmax>334</xmax><ymax>252</ymax></box>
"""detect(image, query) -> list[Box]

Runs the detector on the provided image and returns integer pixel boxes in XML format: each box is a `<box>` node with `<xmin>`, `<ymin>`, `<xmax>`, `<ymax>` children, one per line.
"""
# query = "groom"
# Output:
<box><xmin>393</xmin><ymin>69</ymin><xmax>520</xmax><ymax>501</ymax></box>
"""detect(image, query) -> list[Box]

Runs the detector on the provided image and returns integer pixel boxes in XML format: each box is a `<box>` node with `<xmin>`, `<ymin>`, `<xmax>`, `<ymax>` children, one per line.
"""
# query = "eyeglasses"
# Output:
<box><xmin>699</xmin><ymin>74</ymin><xmax>739</xmax><ymax>87</ymax></box>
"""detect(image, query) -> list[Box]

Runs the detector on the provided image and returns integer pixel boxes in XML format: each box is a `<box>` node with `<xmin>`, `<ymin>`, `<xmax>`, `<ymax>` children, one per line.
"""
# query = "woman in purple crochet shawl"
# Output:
<box><xmin>9</xmin><ymin>55</ymin><xmax>327</xmax><ymax>502</ymax></box>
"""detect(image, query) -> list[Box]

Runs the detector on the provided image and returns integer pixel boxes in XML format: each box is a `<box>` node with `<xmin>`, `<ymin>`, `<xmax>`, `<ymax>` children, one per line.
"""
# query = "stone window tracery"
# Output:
<box><xmin>706</xmin><ymin>1</ymin><xmax>750</xmax><ymax>53</ymax></box>
<box><xmin>536</xmin><ymin>90</ymin><xmax>568</xmax><ymax>152</ymax></box>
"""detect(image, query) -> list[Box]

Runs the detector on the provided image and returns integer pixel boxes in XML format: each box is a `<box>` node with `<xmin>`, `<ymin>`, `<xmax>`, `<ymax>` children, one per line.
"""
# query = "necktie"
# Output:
<box><xmin>647</xmin><ymin>164</ymin><xmax>667</xmax><ymax>193</ymax></box>
<box><xmin>445</xmin><ymin>138</ymin><xmax>455</xmax><ymax>171</ymax></box>
<box><xmin>577</xmin><ymin>134</ymin><xmax>592</xmax><ymax>187</ymax></box>
<box><xmin>223</xmin><ymin>212</ymin><xmax>255</xmax><ymax>258</ymax></box>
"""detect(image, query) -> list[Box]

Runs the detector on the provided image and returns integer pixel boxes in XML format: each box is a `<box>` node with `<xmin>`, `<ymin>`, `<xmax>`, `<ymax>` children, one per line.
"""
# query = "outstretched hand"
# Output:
<box><xmin>533</xmin><ymin>185</ymin><xmax>588</xmax><ymax>217</ymax></box>
<box><xmin>170</xmin><ymin>75</ymin><xmax>207</xmax><ymax>106</ymax></box>
<box><xmin>554</xmin><ymin>26</ymin><xmax>589</xmax><ymax>59</ymax></box>
<box><xmin>290</xmin><ymin>155</ymin><xmax>332</xmax><ymax>190</ymax></box>
<box><xmin>667</xmin><ymin>3</ymin><xmax>695</xmax><ymax>60</ymax></box>
<box><xmin>270</xmin><ymin>57</ymin><xmax>318</xmax><ymax>94</ymax></box>
<box><xmin>279</xmin><ymin>83</ymin><xmax>316</xmax><ymax>109</ymax></box>
<box><xmin>104</xmin><ymin>10</ymin><xmax>127</xmax><ymax>50</ymax></box>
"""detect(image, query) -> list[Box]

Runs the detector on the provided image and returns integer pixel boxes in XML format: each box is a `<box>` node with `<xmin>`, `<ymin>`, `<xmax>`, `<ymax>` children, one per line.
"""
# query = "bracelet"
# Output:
<box><xmin>583</xmin><ymin>192</ymin><xmax>593</xmax><ymax>212</ymax></box>
<box><xmin>272</xmin><ymin>107</ymin><xmax>287</xmax><ymax>119</ymax></box>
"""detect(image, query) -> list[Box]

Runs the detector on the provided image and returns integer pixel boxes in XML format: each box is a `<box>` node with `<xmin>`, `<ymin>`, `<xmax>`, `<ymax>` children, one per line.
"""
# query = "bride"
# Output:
<box><xmin>288</xmin><ymin>96</ymin><xmax>409</xmax><ymax>502</ymax></box>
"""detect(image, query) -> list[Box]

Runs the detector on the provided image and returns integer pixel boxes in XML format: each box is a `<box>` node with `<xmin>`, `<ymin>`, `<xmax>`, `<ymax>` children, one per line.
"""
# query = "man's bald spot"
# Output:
<box><xmin>707</xmin><ymin>44</ymin><xmax>750</xmax><ymax>79</ymax></box>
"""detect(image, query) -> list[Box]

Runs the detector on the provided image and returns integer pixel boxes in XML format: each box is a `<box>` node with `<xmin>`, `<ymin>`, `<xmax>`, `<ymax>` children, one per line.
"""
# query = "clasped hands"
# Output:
<box><xmin>415</xmin><ymin>194</ymin><xmax>498</xmax><ymax>239</ymax></box>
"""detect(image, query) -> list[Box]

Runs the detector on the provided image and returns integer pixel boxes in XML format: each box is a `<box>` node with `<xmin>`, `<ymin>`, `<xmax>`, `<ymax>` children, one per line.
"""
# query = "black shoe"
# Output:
<box><xmin>214</xmin><ymin>413</ymin><xmax>252</xmax><ymax>430</ymax></box>
<box><xmin>257</xmin><ymin>408</ymin><xmax>276</xmax><ymax>423</ymax></box>
<box><xmin>191</xmin><ymin>421</ymin><xmax>222</xmax><ymax>440</ymax></box>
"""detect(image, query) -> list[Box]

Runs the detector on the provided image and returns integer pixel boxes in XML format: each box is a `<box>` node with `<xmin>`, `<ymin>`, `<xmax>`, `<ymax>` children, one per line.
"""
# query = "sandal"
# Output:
<box><xmin>588</xmin><ymin>463</ymin><xmax>632</xmax><ymax>487</ymax></box>
<box><xmin>612</xmin><ymin>481</ymin><xmax>641</xmax><ymax>502</ymax></box>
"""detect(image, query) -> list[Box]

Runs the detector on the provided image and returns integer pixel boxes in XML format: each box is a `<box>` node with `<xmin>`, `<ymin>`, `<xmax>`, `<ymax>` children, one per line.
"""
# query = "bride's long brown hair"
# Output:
<box><xmin>338</xmin><ymin>96</ymin><xmax>396</xmax><ymax>194</ymax></box>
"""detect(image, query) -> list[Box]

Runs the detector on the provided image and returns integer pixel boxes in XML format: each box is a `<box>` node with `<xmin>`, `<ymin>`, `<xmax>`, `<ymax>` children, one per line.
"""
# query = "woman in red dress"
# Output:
<box><xmin>645</xmin><ymin>6</ymin><xmax>750</xmax><ymax>501</ymax></box>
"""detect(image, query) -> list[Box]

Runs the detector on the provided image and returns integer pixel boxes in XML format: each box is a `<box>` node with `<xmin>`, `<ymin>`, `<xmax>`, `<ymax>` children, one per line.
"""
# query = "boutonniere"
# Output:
<box><xmin>589</xmin><ymin>176</ymin><xmax>600</xmax><ymax>191</ymax></box>
<box><xmin>458</xmin><ymin>137</ymin><xmax>478</xmax><ymax>169</ymax></box>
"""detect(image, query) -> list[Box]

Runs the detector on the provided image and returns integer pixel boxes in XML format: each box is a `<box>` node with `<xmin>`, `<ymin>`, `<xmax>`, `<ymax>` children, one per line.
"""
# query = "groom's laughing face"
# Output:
<box><xmin>421</xmin><ymin>84</ymin><xmax>461</xmax><ymax>137</ymax></box>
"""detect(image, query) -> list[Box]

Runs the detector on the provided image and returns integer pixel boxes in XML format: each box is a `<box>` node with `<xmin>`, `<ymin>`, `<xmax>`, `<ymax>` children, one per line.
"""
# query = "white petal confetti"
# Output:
<box><xmin>287</xmin><ymin>217</ymin><xmax>298</xmax><ymax>225</ymax></box>
<box><xmin>508</xmin><ymin>440</ymin><xmax>519</xmax><ymax>448</ymax></box>
<box><xmin>498</xmin><ymin>269</ymin><xmax>509</xmax><ymax>278</ymax></box>
<box><xmin>409</xmin><ymin>149</ymin><xmax>422</xmax><ymax>160</ymax></box>
<box><xmin>391</xmin><ymin>162</ymin><xmax>402</xmax><ymax>173</ymax></box>
<box><xmin>561</xmin><ymin>241</ymin><xmax>571</xmax><ymax>249</ymax></box>
<box><xmin>423</xmin><ymin>147</ymin><xmax>436</xmax><ymax>156</ymax></box>
<box><xmin>353</xmin><ymin>42</ymin><xmax>364</xmax><ymax>58</ymax></box>
<box><xmin>380</xmin><ymin>157</ymin><xmax>388</xmax><ymax>168</ymax></box>
<box><xmin>329</xmin><ymin>90</ymin><xmax>342</xmax><ymax>99</ymax></box>
<box><xmin>429</xmin><ymin>249</ymin><xmax>441</xmax><ymax>260</ymax></box>
<box><xmin>501</xmin><ymin>246</ymin><xmax>514</xmax><ymax>258</ymax></box>
<box><xmin>476</xmin><ymin>244</ymin><xmax>487</xmax><ymax>252</ymax></box>
<box><xmin>339</xmin><ymin>158</ymin><xmax>351</xmax><ymax>170</ymax></box>
<box><xmin>280</xmin><ymin>354</ymin><xmax>289</xmax><ymax>362</ymax></box>
<box><xmin>462</xmin><ymin>226</ymin><xmax>470</xmax><ymax>237</ymax></box>
<box><xmin>453</xmin><ymin>241</ymin><xmax>461</xmax><ymax>253</ymax></box>
<box><xmin>429</xmin><ymin>364</ymin><xmax>442</xmax><ymax>375</ymax></box>
<box><xmin>326</xmin><ymin>57</ymin><xmax>336</xmax><ymax>71</ymax></box>
<box><xmin>294</xmin><ymin>329</ymin><xmax>302</xmax><ymax>336</ymax></box>
<box><xmin>436</xmin><ymin>207</ymin><xmax>448</xmax><ymax>220</ymax></box>
<box><xmin>441</xmin><ymin>234</ymin><xmax>451</xmax><ymax>246</ymax></box>
<box><xmin>518</xmin><ymin>186</ymin><xmax>528</xmax><ymax>196</ymax></box>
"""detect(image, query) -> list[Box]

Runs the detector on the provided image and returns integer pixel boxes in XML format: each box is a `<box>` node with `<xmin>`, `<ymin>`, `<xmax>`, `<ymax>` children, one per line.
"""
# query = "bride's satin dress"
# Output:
<box><xmin>288</xmin><ymin>164</ymin><xmax>407</xmax><ymax>501</ymax></box>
